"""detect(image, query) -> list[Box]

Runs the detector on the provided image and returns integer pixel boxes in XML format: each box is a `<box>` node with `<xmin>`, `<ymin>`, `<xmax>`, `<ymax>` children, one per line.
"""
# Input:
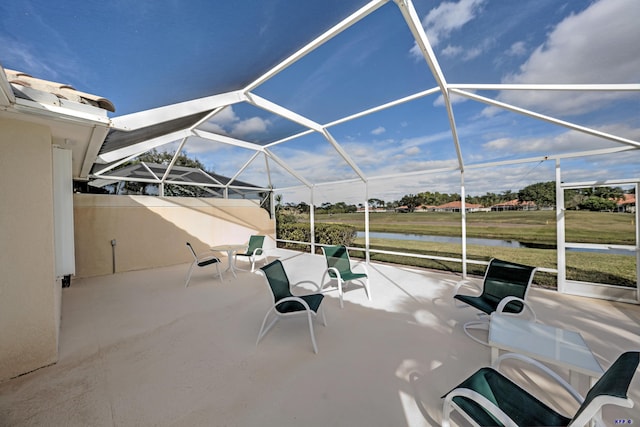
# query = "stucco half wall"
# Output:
<box><xmin>73</xmin><ymin>194</ymin><xmax>275</xmax><ymax>278</ymax></box>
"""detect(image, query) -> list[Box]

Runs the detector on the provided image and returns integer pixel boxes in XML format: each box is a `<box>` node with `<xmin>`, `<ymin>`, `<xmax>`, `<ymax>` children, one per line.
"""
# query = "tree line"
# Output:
<box><xmin>280</xmin><ymin>181</ymin><xmax>634</xmax><ymax>214</ymax></box>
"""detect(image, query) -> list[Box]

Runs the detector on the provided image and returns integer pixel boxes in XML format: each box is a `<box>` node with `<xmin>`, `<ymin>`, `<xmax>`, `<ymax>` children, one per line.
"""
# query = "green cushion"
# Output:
<box><xmin>453</xmin><ymin>294</ymin><xmax>522</xmax><ymax>315</ymax></box>
<box><xmin>276</xmin><ymin>294</ymin><xmax>324</xmax><ymax>314</ymax></box>
<box><xmin>444</xmin><ymin>367</ymin><xmax>572</xmax><ymax>427</ymax></box>
<box><xmin>239</xmin><ymin>235</ymin><xmax>265</xmax><ymax>256</ymax></box>
<box><xmin>455</xmin><ymin>258</ymin><xmax>534</xmax><ymax>315</ymax></box>
<box><xmin>197</xmin><ymin>258</ymin><xmax>219</xmax><ymax>267</ymax></box>
<box><xmin>324</xmin><ymin>245</ymin><xmax>366</xmax><ymax>280</ymax></box>
<box><xmin>261</xmin><ymin>260</ymin><xmax>324</xmax><ymax>314</ymax></box>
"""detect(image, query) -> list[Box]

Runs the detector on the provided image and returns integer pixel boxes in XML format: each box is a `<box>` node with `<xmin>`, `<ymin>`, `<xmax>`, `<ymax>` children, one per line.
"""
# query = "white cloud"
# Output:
<box><xmin>422</xmin><ymin>0</ymin><xmax>487</xmax><ymax>47</ymax></box>
<box><xmin>209</xmin><ymin>106</ymin><xmax>238</xmax><ymax>125</ymax></box>
<box><xmin>410</xmin><ymin>0</ymin><xmax>486</xmax><ymax>60</ymax></box>
<box><xmin>482</xmin><ymin>122</ymin><xmax>640</xmax><ymax>155</ymax></box>
<box><xmin>405</xmin><ymin>146</ymin><xmax>421</xmax><ymax>156</ymax></box>
<box><xmin>496</xmin><ymin>0</ymin><xmax>640</xmax><ymax>115</ymax></box>
<box><xmin>433</xmin><ymin>91</ymin><xmax>470</xmax><ymax>107</ymax></box>
<box><xmin>371</xmin><ymin>126</ymin><xmax>386</xmax><ymax>135</ymax></box>
<box><xmin>506</xmin><ymin>41</ymin><xmax>527</xmax><ymax>57</ymax></box>
<box><xmin>230</xmin><ymin>116</ymin><xmax>270</xmax><ymax>137</ymax></box>
<box><xmin>199</xmin><ymin>105</ymin><xmax>271</xmax><ymax>138</ymax></box>
<box><xmin>441</xmin><ymin>44</ymin><xmax>463</xmax><ymax>58</ymax></box>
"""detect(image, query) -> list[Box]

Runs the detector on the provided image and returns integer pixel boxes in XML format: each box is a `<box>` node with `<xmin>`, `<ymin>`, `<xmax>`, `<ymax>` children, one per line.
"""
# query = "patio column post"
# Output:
<box><xmin>555</xmin><ymin>159</ymin><xmax>566</xmax><ymax>293</ymax></box>
<box><xmin>460</xmin><ymin>172</ymin><xmax>467</xmax><ymax>278</ymax></box>
<box><xmin>365</xmin><ymin>181</ymin><xmax>370</xmax><ymax>264</ymax></box>
<box><xmin>310</xmin><ymin>186</ymin><xmax>316</xmax><ymax>254</ymax></box>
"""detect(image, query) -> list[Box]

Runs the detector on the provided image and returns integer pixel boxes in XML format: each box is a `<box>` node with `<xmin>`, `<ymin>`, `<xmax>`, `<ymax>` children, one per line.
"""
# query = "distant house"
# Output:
<box><xmin>490</xmin><ymin>199</ymin><xmax>537</xmax><ymax>211</ymax></box>
<box><xmin>616</xmin><ymin>194</ymin><xmax>636</xmax><ymax>213</ymax></box>
<box><xmin>415</xmin><ymin>205</ymin><xmax>437</xmax><ymax>212</ymax></box>
<box><xmin>434</xmin><ymin>201</ymin><xmax>483</xmax><ymax>213</ymax></box>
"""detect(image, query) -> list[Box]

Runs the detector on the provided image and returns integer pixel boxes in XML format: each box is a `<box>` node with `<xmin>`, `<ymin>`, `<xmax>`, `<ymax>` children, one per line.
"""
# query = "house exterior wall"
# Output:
<box><xmin>0</xmin><ymin>118</ymin><xmax>60</xmax><ymax>381</ymax></box>
<box><xmin>73</xmin><ymin>194</ymin><xmax>275</xmax><ymax>278</ymax></box>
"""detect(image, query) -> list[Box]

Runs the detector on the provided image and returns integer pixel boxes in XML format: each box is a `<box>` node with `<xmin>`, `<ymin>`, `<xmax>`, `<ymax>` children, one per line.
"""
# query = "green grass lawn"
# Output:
<box><xmin>305</xmin><ymin>210</ymin><xmax>638</xmax><ymax>288</ymax></box>
<box><xmin>315</xmin><ymin>210</ymin><xmax>636</xmax><ymax>245</ymax></box>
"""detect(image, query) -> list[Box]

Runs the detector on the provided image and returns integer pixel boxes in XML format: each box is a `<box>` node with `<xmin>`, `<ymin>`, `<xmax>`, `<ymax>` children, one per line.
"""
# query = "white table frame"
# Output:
<box><xmin>488</xmin><ymin>314</ymin><xmax>603</xmax><ymax>390</ymax></box>
<box><xmin>210</xmin><ymin>244</ymin><xmax>246</xmax><ymax>278</ymax></box>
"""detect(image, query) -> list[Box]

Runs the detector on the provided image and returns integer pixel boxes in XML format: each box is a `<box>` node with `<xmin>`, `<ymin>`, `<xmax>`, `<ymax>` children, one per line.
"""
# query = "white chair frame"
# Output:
<box><xmin>185</xmin><ymin>242</ymin><xmax>223</xmax><ymax>287</ymax></box>
<box><xmin>321</xmin><ymin>246</ymin><xmax>371</xmax><ymax>308</ymax></box>
<box><xmin>256</xmin><ymin>270</ymin><xmax>327</xmax><ymax>354</ymax></box>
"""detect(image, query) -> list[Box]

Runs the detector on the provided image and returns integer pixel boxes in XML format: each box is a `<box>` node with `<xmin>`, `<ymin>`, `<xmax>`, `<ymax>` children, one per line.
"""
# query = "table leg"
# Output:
<box><xmin>490</xmin><ymin>346</ymin><xmax>499</xmax><ymax>366</ymax></box>
<box><xmin>227</xmin><ymin>250</ymin><xmax>237</xmax><ymax>278</ymax></box>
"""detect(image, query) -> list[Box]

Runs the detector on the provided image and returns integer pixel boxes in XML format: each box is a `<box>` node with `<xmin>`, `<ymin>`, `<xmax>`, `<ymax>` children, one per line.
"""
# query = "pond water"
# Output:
<box><xmin>357</xmin><ymin>231</ymin><xmax>635</xmax><ymax>255</ymax></box>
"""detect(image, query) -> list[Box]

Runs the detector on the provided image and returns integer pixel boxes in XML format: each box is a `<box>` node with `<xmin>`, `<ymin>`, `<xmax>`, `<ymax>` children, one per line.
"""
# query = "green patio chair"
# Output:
<box><xmin>257</xmin><ymin>260</ymin><xmax>327</xmax><ymax>354</ymax></box>
<box><xmin>185</xmin><ymin>242</ymin><xmax>222</xmax><ymax>287</ymax></box>
<box><xmin>442</xmin><ymin>351</ymin><xmax>639</xmax><ymax>427</ymax></box>
<box><xmin>234</xmin><ymin>235</ymin><xmax>266</xmax><ymax>272</ymax></box>
<box><xmin>321</xmin><ymin>245</ymin><xmax>370</xmax><ymax>308</ymax></box>
<box><xmin>453</xmin><ymin>258</ymin><xmax>537</xmax><ymax>345</ymax></box>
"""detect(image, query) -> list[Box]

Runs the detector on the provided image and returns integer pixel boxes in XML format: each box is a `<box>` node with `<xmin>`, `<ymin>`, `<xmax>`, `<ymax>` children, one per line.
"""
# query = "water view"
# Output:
<box><xmin>358</xmin><ymin>231</ymin><xmax>635</xmax><ymax>255</ymax></box>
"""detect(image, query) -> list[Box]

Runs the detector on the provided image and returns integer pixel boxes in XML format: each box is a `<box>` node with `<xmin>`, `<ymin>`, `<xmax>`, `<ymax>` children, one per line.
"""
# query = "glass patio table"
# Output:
<box><xmin>488</xmin><ymin>314</ymin><xmax>604</xmax><ymax>390</ymax></box>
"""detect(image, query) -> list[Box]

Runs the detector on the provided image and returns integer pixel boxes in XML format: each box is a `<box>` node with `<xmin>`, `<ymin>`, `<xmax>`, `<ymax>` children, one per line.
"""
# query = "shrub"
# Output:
<box><xmin>277</xmin><ymin>222</ymin><xmax>357</xmax><ymax>251</ymax></box>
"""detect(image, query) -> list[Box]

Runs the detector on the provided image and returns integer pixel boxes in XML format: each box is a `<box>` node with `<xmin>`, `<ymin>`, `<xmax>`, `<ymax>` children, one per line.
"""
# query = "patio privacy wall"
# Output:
<box><xmin>0</xmin><ymin>118</ymin><xmax>61</xmax><ymax>381</ymax></box>
<box><xmin>73</xmin><ymin>194</ymin><xmax>275</xmax><ymax>278</ymax></box>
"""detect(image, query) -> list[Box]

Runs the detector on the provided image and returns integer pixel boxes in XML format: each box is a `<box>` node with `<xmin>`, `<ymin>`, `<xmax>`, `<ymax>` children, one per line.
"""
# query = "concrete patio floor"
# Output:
<box><xmin>1</xmin><ymin>249</ymin><xmax>639</xmax><ymax>426</ymax></box>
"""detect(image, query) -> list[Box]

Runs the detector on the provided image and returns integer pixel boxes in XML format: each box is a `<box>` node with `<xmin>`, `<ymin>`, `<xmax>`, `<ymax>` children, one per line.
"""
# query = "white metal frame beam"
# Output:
<box><xmin>110</xmin><ymin>91</ymin><xmax>246</xmax><ymax>131</ymax></box>
<box><xmin>97</xmin><ymin>129</ymin><xmax>192</xmax><ymax>163</ymax></box>
<box><xmin>451</xmin><ymin>89</ymin><xmax>640</xmax><ymax>149</ymax></box>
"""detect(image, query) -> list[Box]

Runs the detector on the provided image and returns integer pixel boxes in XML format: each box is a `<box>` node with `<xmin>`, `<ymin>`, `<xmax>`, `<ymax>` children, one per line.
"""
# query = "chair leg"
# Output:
<box><xmin>185</xmin><ymin>262</ymin><xmax>196</xmax><ymax>288</ymax></box>
<box><xmin>319</xmin><ymin>306</ymin><xmax>327</xmax><ymax>327</ymax></box>
<box><xmin>337</xmin><ymin>279</ymin><xmax>344</xmax><ymax>308</ymax></box>
<box><xmin>364</xmin><ymin>277</ymin><xmax>372</xmax><ymax>301</ymax></box>
<box><xmin>257</xmin><ymin>309</ymin><xmax>279</xmax><ymax>346</ymax></box>
<box><xmin>441</xmin><ymin>396</ymin><xmax>455</xmax><ymax>427</ymax></box>
<box><xmin>215</xmin><ymin>263</ymin><xmax>223</xmax><ymax>282</ymax></box>
<box><xmin>462</xmin><ymin>319</ymin><xmax>491</xmax><ymax>345</ymax></box>
<box><xmin>307</xmin><ymin>310</ymin><xmax>318</xmax><ymax>354</ymax></box>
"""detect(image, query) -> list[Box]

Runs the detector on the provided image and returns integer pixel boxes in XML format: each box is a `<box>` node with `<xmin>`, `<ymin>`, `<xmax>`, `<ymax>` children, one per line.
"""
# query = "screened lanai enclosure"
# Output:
<box><xmin>68</xmin><ymin>0</ymin><xmax>639</xmax><ymax>301</ymax></box>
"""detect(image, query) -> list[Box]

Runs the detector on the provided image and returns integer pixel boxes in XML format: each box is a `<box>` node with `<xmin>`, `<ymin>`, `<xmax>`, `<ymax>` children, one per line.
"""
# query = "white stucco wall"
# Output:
<box><xmin>73</xmin><ymin>194</ymin><xmax>275</xmax><ymax>278</ymax></box>
<box><xmin>0</xmin><ymin>118</ymin><xmax>60</xmax><ymax>381</ymax></box>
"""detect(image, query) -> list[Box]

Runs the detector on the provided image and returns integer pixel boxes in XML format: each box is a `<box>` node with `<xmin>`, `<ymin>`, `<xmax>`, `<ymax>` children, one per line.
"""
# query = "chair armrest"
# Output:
<box><xmin>496</xmin><ymin>297</ymin><xmax>537</xmax><ymax>322</ymax></box>
<box><xmin>493</xmin><ymin>352</ymin><xmax>584</xmax><ymax>404</ymax></box>
<box><xmin>443</xmin><ymin>388</ymin><xmax>519</xmax><ymax>427</ymax></box>
<box><xmin>251</xmin><ymin>248</ymin><xmax>264</xmax><ymax>257</ymax></box>
<box><xmin>326</xmin><ymin>267</ymin><xmax>342</xmax><ymax>280</ymax></box>
<box><xmin>452</xmin><ymin>279</ymin><xmax>481</xmax><ymax>296</ymax></box>
<box><xmin>352</xmin><ymin>262</ymin><xmax>368</xmax><ymax>276</ymax></box>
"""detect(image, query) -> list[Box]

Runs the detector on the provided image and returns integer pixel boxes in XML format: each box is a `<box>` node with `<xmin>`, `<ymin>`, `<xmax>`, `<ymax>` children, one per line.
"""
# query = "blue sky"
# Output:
<box><xmin>1</xmin><ymin>0</ymin><xmax>639</xmax><ymax>203</ymax></box>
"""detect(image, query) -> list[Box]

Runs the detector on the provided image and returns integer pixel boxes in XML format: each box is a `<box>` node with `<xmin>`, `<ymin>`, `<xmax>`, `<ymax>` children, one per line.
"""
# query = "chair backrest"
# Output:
<box><xmin>186</xmin><ymin>242</ymin><xmax>198</xmax><ymax>260</ymax></box>
<box><xmin>322</xmin><ymin>245</ymin><xmax>352</xmax><ymax>275</ymax></box>
<box><xmin>481</xmin><ymin>258</ymin><xmax>536</xmax><ymax>305</ymax></box>
<box><xmin>570</xmin><ymin>351</ymin><xmax>639</xmax><ymax>425</ymax></box>
<box><xmin>260</xmin><ymin>260</ymin><xmax>293</xmax><ymax>302</ymax></box>
<box><xmin>247</xmin><ymin>235</ymin><xmax>265</xmax><ymax>253</ymax></box>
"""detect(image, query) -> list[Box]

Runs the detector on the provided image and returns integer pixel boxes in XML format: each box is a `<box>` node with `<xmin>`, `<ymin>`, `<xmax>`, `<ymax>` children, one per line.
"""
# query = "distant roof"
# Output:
<box><xmin>5</xmin><ymin>69</ymin><xmax>115</xmax><ymax>112</ymax></box>
<box><xmin>436</xmin><ymin>201</ymin><xmax>482</xmax><ymax>209</ymax></box>
<box><xmin>617</xmin><ymin>194</ymin><xmax>636</xmax><ymax>205</ymax></box>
